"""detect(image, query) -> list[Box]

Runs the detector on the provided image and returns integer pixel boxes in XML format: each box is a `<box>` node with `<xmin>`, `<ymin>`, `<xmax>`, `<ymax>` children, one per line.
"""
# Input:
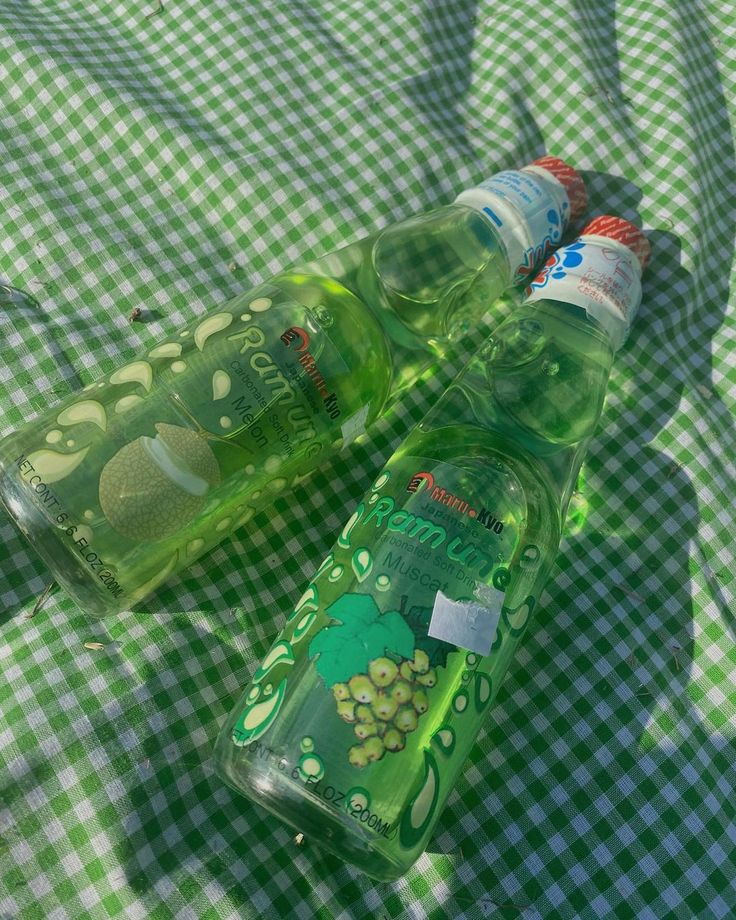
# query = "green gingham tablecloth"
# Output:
<box><xmin>1</xmin><ymin>2</ymin><xmax>735</xmax><ymax>917</ymax></box>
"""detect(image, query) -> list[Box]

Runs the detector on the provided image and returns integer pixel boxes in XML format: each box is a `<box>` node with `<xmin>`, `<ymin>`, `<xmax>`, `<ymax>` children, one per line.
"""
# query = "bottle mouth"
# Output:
<box><xmin>579</xmin><ymin>215</ymin><xmax>651</xmax><ymax>271</ymax></box>
<box><xmin>528</xmin><ymin>156</ymin><xmax>588</xmax><ymax>223</ymax></box>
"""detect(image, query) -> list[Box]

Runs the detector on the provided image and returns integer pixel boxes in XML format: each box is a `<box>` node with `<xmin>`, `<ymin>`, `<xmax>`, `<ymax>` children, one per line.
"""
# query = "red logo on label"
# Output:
<box><xmin>280</xmin><ymin>325</ymin><xmax>340</xmax><ymax>420</ymax></box>
<box><xmin>406</xmin><ymin>470</ymin><xmax>503</xmax><ymax>533</ymax></box>
<box><xmin>280</xmin><ymin>326</ymin><xmax>311</xmax><ymax>352</ymax></box>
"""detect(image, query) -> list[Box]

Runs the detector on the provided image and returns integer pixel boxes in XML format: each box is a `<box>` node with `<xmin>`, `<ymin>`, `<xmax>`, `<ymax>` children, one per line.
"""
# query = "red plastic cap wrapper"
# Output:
<box><xmin>530</xmin><ymin>155</ymin><xmax>588</xmax><ymax>223</ymax></box>
<box><xmin>580</xmin><ymin>215</ymin><xmax>651</xmax><ymax>272</ymax></box>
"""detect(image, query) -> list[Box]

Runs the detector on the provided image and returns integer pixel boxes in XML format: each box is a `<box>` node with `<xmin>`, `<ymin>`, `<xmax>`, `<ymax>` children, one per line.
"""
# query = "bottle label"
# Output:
<box><xmin>459</xmin><ymin>170</ymin><xmax>569</xmax><ymax>284</ymax></box>
<box><xmin>227</xmin><ymin>454</ymin><xmax>538</xmax><ymax>851</ymax></box>
<box><xmin>525</xmin><ymin>239</ymin><xmax>641</xmax><ymax>344</ymax></box>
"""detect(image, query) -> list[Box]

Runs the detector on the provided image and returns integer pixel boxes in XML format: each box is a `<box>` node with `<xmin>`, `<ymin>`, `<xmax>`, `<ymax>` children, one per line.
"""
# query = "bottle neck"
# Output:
<box><xmin>454</xmin><ymin>168</ymin><xmax>572</xmax><ymax>285</ymax></box>
<box><xmin>525</xmin><ymin>236</ymin><xmax>643</xmax><ymax>350</ymax></box>
<box><xmin>414</xmin><ymin>295</ymin><xmax>615</xmax><ymax>545</ymax></box>
<box><xmin>521</xmin><ymin>298</ymin><xmax>616</xmax><ymax>513</ymax></box>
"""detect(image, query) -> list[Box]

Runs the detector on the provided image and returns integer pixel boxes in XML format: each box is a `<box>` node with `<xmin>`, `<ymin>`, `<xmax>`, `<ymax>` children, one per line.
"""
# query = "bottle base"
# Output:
<box><xmin>215</xmin><ymin>747</ymin><xmax>411</xmax><ymax>882</ymax></box>
<box><xmin>0</xmin><ymin>471</ymin><xmax>119</xmax><ymax>617</ymax></box>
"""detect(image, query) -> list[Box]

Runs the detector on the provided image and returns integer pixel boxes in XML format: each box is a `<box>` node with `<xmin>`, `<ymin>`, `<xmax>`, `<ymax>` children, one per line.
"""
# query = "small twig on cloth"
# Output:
<box><xmin>26</xmin><ymin>581</ymin><xmax>56</xmax><ymax>618</ymax></box>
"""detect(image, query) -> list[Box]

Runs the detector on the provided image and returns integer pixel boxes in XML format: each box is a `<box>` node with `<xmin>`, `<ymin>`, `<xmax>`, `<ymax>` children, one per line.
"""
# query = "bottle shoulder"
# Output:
<box><xmin>461</xmin><ymin>302</ymin><xmax>614</xmax><ymax>448</ymax></box>
<box><xmin>279</xmin><ymin>208</ymin><xmax>509</xmax><ymax>355</ymax></box>
<box><xmin>268</xmin><ymin>272</ymin><xmax>389</xmax><ymax>347</ymax></box>
<box><xmin>396</xmin><ymin>424</ymin><xmax>563</xmax><ymax>538</ymax></box>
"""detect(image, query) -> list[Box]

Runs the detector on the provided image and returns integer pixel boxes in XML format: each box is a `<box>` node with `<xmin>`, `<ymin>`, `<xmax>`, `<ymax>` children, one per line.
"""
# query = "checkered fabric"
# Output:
<box><xmin>1</xmin><ymin>1</ymin><xmax>735</xmax><ymax>917</ymax></box>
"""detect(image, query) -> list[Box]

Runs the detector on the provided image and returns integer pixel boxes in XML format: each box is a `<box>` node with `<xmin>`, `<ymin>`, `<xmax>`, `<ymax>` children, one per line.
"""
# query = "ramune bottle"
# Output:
<box><xmin>213</xmin><ymin>216</ymin><xmax>650</xmax><ymax>880</ymax></box>
<box><xmin>0</xmin><ymin>158</ymin><xmax>585</xmax><ymax>616</ymax></box>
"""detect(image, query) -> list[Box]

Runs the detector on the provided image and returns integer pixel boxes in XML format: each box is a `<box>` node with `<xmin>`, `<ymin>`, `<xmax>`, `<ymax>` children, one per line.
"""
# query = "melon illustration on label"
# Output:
<box><xmin>308</xmin><ymin>592</ymin><xmax>444</xmax><ymax>767</ymax></box>
<box><xmin>98</xmin><ymin>422</ymin><xmax>220</xmax><ymax>540</ymax></box>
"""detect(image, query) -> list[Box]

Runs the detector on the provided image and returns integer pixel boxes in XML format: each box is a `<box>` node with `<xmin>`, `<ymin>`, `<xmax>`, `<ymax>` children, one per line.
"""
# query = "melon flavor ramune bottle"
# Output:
<box><xmin>0</xmin><ymin>158</ymin><xmax>585</xmax><ymax>616</ymax></box>
<box><xmin>213</xmin><ymin>217</ymin><xmax>650</xmax><ymax>880</ymax></box>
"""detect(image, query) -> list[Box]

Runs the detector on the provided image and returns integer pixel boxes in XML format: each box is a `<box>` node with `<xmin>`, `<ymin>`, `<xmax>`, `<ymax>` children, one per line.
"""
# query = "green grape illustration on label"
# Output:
<box><xmin>308</xmin><ymin>593</ymin><xmax>446</xmax><ymax>768</ymax></box>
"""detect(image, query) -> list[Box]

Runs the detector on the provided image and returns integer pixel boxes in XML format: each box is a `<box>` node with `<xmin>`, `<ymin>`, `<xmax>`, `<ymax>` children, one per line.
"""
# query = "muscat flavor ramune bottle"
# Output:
<box><xmin>0</xmin><ymin>158</ymin><xmax>585</xmax><ymax>616</ymax></box>
<box><xmin>213</xmin><ymin>216</ymin><xmax>650</xmax><ymax>880</ymax></box>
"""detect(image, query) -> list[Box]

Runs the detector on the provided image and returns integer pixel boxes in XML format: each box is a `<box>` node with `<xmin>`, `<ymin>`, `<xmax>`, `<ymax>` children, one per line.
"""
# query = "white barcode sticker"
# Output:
<box><xmin>427</xmin><ymin>589</ymin><xmax>504</xmax><ymax>656</ymax></box>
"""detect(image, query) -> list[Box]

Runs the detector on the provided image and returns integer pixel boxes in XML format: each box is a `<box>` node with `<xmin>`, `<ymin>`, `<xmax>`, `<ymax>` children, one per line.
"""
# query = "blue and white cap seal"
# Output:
<box><xmin>454</xmin><ymin>156</ymin><xmax>587</xmax><ymax>285</ymax></box>
<box><xmin>525</xmin><ymin>215</ymin><xmax>650</xmax><ymax>350</ymax></box>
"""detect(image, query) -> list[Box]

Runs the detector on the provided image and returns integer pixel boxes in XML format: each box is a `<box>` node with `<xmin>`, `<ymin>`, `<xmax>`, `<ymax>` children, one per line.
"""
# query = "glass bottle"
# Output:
<box><xmin>0</xmin><ymin>158</ymin><xmax>585</xmax><ymax>615</ymax></box>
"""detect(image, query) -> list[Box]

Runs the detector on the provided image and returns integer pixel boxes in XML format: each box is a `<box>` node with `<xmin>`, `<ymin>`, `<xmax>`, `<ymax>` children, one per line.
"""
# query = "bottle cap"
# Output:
<box><xmin>527</xmin><ymin>156</ymin><xmax>588</xmax><ymax>223</ymax></box>
<box><xmin>524</xmin><ymin>215</ymin><xmax>648</xmax><ymax>349</ymax></box>
<box><xmin>579</xmin><ymin>215</ymin><xmax>651</xmax><ymax>271</ymax></box>
<box><xmin>454</xmin><ymin>157</ymin><xmax>586</xmax><ymax>284</ymax></box>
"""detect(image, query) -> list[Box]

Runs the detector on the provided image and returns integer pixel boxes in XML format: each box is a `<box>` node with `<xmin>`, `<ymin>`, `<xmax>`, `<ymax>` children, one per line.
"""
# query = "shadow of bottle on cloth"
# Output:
<box><xmin>425</xmin><ymin>215</ymin><xmax>735</xmax><ymax>913</ymax></box>
<box><xmin>400</xmin><ymin>0</ymin><xmax>481</xmax><ymax>184</ymax></box>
